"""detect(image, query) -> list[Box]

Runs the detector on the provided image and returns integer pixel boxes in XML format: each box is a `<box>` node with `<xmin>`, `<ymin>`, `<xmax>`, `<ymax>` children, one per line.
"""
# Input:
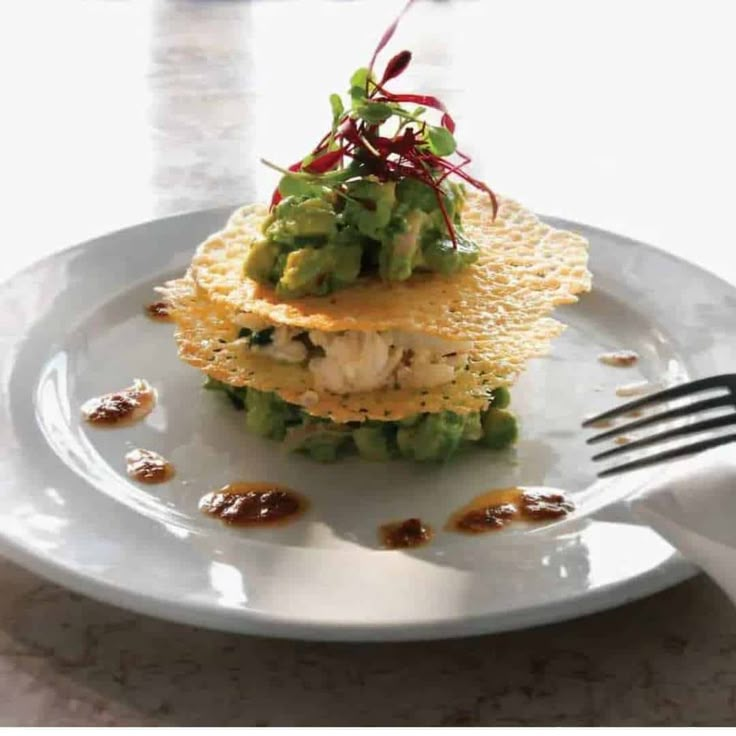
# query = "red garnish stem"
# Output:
<box><xmin>367</xmin><ymin>0</ymin><xmax>417</xmax><ymax>89</ymax></box>
<box><xmin>303</xmin><ymin>148</ymin><xmax>346</xmax><ymax>174</ymax></box>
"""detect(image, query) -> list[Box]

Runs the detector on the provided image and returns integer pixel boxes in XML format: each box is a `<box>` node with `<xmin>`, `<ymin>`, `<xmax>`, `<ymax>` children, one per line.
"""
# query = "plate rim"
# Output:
<box><xmin>1</xmin><ymin>206</ymin><xmax>722</xmax><ymax>641</ymax></box>
<box><xmin>0</xmin><ymin>527</ymin><xmax>697</xmax><ymax>641</ymax></box>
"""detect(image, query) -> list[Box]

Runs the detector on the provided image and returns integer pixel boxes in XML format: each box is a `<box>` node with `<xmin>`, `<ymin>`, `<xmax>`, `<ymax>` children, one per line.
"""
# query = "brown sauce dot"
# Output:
<box><xmin>454</xmin><ymin>503</ymin><xmax>517</xmax><ymax>533</ymax></box>
<box><xmin>519</xmin><ymin>489</ymin><xmax>575</xmax><ymax>521</ymax></box>
<box><xmin>379</xmin><ymin>518</ymin><xmax>433</xmax><ymax>549</ymax></box>
<box><xmin>125</xmin><ymin>448</ymin><xmax>174</xmax><ymax>484</ymax></box>
<box><xmin>448</xmin><ymin>487</ymin><xmax>575</xmax><ymax>534</ymax></box>
<box><xmin>82</xmin><ymin>380</ymin><xmax>156</xmax><ymax>426</ymax></box>
<box><xmin>199</xmin><ymin>483</ymin><xmax>307</xmax><ymax>527</ymax></box>
<box><xmin>146</xmin><ymin>301</ymin><xmax>172</xmax><ymax>321</ymax></box>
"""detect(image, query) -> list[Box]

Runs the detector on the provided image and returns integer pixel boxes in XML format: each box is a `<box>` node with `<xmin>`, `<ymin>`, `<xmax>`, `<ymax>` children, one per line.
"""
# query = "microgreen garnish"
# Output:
<box><xmin>263</xmin><ymin>0</ymin><xmax>497</xmax><ymax>248</ymax></box>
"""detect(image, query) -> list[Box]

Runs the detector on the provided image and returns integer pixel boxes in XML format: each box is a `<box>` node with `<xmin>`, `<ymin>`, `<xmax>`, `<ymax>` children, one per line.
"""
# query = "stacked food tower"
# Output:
<box><xmin>163</xmin><ymin>37</ymin><xmax>591</xmax><ymax>464</ymax></box>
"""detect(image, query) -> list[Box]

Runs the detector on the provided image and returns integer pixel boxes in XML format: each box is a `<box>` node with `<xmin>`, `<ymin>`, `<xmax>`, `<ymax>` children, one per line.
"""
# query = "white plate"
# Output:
<box><xmin>1</xmin><ymin>208</ymin><xmax>734</xmax><ymax>641</ymax></box>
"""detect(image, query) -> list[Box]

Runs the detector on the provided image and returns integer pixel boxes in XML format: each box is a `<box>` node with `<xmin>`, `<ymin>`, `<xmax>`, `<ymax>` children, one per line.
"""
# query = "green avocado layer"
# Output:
<box><xmin>245</xmin><ymin>179</ymin><xmax>479</xmax><ymax>299</ymax></box>
<box><xmin>204</xmin><ymin>378</ymin><xmax>516</xmax><ymax>463</ymax></box>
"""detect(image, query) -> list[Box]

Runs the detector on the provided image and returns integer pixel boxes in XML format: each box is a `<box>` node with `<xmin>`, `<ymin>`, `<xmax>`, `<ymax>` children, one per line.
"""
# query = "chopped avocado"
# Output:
<box><xmin>421</xmin><ymin>230</ymin><xmax>479</xmax><ymax>275</ymax></box>
<box><xmin>481</xmin><ymin>408</ymin><xmax>518</xmax><ymax>450</ymax></box>
<box><xmin>244</xmin><ymin>239</ymin><xmax>280</xmax><ymax>284</ymax></box>
<box><xmin>398</xmin><ymin>414</ymin><xmax>421</xmax><ymax>427</ymax></box>
<box><xmin>205</xmin><ymin>383</ymin><xmax>517</xmax><ymax>462</ymax></box>
<box><xmin>490</xmin><ymin>385</ymin><xmax>511</xmax><ymax>409</ymax></box>
<box><xmin>203</xmin><ymin>375</ymin><xmax>225</xmax><ymax>391</ymax></box>
<box><xmin>444</xmin><ymin>181</ymin><xmax>467</xmax><ymax>224</ymax></box>
<box><xmin>380</xmin><ymin>209</ymin><xmax>426</xmax><ymax>281</ymax></box>
<box><xmin>251</xmin><ymin>174</ymin><xmax>479</xmax><ymax>295</ymax></box>
<box><xmin>202</xmin><ymin>376</ymin><xmax>248</xmax><ymax>410</ymax></box>
<box><xmin>224</xmin><ymin>386</ymin><xmax>248</xmax><ymax>411</ymax></box>
<box><xmin>396</xmin><ymin>177</ymin><xmax>438</xmax><ymax>213</ymax></box>
<box><xmin>294</xmin><ymin>425</ymin><xmax>352</xmax><ymax>462</ymax></box>
<box><xmin>264</xmin><ymin>196</ymin><xmax>338</xmax><ymax>245</ymax></box>
<box><xmin>353</xmin><ymin>423</ymin><xmax>395</xmax><ymax>461</ymax></box>
<box><xmin>342</xmin><ymin>180</ymin><xmax>396</xmax><ymax>240</ymax></box>
<box><xmin>245</xmin><ymin>388</ymin><xmax>298</xmax><ymax>441</ymax></box>
<box><xmin>276</xmin><ymin>242</ymin><xmax>362</xmax><ymax>298</ymax></box>
<box><xmin>397</xmin><ymin>411</ymin><xmax>465</xmax><ymax>462</ymax></box>
<box><xmin>396</xmin><ymin>178</ymin><xmax>465</xmax><ymax>225</ymax></box>
<box><xmin>276</xmin><ymin>247</ymin><xmax>332</xmax><ymax>299</ymax></box>
<box><xmin>326</xmin><ymin>242</ymin><xmax>362</xmax><ymax>289</ymax></box>
<box><xmin>413</xmin><ymin>412</ymin><xmax>465</xmax><ymax>461</ymax></box>
<box><xmin>461</xmin><ymin>411</ymin><xmax>483</xmax><ymax>441</ymax></box>
<box><xmin>301</xmin><ymin>436</ymin><xmax>345</xmax><ymax>462</ymax></box>
<box><xmin>396</xmin><ymin>425</ymin><xmax>416</xmax><ymax>459</ymax></box>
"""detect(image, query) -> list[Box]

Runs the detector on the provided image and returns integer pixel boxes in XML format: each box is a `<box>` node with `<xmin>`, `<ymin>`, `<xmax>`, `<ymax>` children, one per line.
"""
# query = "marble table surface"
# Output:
<box><xmin>1</xmin><ymin>0</ymin><xmax>735</xmax><ymax>725</ymax></box>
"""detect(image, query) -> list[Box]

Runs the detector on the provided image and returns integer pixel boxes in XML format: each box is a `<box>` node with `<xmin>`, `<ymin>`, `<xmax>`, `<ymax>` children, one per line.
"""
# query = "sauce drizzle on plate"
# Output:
<box><xmin>199</xmin><ymin>482</ymin><xmax>307</xmax><ymax>527</ymax></box>
<box><xmin>598</xmin><ymin>350</ymin><xmax>639</xmax><ymax>367</ymax></box>
<box><xmin>125</xmin><ymin>448</ymin><xmax>174</xmax><ymax>484</ymax></box>
<box><xmin>82</xmin><ymin>379</ymin><xmax>156</xmax><ymax>426</ymax></box>
<box><xmin>379</xmin><ymin>518</ymin><xmax>433</xmax><ymax>549</ymax></box>
<box><xmin>447</xmin><ymin>487</ymin><xmax>575</xmax><ymax>534</ymax></box>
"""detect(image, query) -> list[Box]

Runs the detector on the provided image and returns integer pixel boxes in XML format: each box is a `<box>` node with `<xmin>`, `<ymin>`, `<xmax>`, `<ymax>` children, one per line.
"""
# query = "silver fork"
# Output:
<box><xmin>583</xmin><ymin>374</ymin><xmax>736</xmax><ymax>477</ymax></box>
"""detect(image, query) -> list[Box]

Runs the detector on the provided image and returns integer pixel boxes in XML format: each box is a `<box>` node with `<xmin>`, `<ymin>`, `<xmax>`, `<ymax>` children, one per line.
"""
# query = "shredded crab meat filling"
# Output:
<box><xmin>232</xmin><ymin>312</ymin><xmax>471</xmax><ymax>395</ymax></box>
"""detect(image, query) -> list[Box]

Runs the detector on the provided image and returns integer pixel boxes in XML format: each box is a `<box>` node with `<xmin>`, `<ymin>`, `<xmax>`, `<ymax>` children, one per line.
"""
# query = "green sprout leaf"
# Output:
<box><xmin>278</xmin><ymin>174</ymin><xmax>317</xmax><ymax>198</ymax></box>
<box><xmin>427</xmin><ymin>126</ymin><xmax>456</xmax><ymax>156</ymax></box>
<box><xmin>320</xmin><ymin>159</ymin><xmax>365</xmax><ymax>185</ymax></box>
<box><xmin>350</xmin><ymin>67</ymin><xmax>370</xmax><ymax>88</ymax></box>
<box><xmin>349</xmin><ymin>67</ymin><xmax>371</xmax><ymax>102</ymax></box>
<box><xmin>329</xmin><ymin>93</ymin><xmax>344</xmax><ymax>125</ymax></box>
<box><xmin>355</xmin><ymin>101</ymin><xmax>394</xmax><ymax>125</ymax></box>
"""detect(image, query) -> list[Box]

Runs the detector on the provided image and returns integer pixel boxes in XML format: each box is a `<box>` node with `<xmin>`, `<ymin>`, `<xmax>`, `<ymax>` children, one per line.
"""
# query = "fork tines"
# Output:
<box><xmin>583</xmin><ymin>374</ymin><xmax>736</xmax><ymax>477</ymax></box>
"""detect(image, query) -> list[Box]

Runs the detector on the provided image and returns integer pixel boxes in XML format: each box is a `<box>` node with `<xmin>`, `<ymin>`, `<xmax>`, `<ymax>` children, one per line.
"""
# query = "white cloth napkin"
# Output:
<box><xmin>631</xmin><ymin>443</ymin><xmax>736</xmax><ymax>602</ymax></box>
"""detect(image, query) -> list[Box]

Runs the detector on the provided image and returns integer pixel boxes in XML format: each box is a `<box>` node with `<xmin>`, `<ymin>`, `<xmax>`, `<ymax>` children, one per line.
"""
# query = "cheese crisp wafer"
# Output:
<box><xmin>189</xmin><ymin>193</ymin><xmax>590</xmax><ymax>341</ymax></box>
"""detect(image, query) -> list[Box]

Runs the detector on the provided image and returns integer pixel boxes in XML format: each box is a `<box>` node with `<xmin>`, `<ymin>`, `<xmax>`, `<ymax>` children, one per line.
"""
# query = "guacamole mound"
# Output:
<box><xmin>205</xmin><ymin>378</ymin><xmax>516</xmax><ymax>463</ymax></box>
<box><xmin>244</xmin><ymin>178</ymin><xmax>480</xmax><ymax>299</ymax></box>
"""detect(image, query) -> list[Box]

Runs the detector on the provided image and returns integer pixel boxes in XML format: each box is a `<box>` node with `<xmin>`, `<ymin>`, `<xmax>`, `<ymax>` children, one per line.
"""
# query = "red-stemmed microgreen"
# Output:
<box><xmin>264</xmin><ymin>0</ymin><xmax>497</xmax><ymax>247</ymax></box>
